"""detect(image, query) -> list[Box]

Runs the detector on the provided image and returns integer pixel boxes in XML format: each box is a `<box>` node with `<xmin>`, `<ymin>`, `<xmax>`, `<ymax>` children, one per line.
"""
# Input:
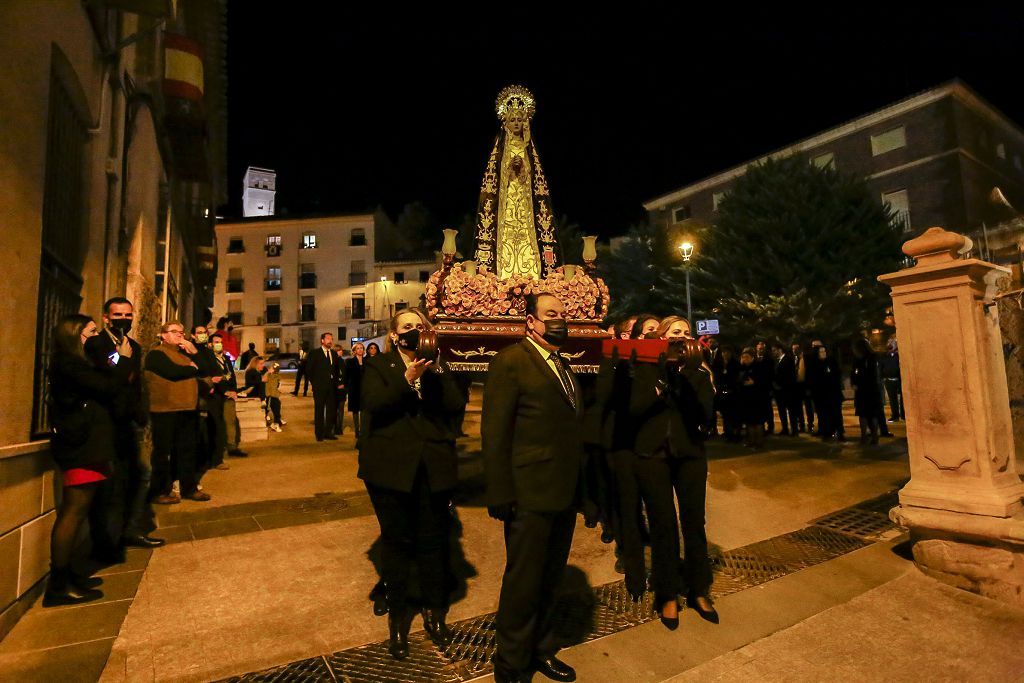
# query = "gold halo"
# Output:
<box><xmin>496</xmin><ymin>85</ymin><xmax>536</xmax><ymax>121</ymax></box>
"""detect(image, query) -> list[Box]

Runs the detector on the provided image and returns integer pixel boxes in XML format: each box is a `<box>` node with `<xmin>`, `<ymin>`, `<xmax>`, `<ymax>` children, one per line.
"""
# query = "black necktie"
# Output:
<box><xmin>548</xmin><ymin>352</ymin><xmax>576</xmax><ymax>410</ymax></box>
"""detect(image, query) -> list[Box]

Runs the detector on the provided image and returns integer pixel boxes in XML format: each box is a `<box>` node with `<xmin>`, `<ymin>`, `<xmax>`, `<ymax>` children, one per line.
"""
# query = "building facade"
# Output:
<box><xmin>214</xmin><ymin>213</ymin><xmax>438</xmax><ymax>354</ymax></box>
<box><xmin>0</xmin><ymin>0</ymin><xmax>226</xmax><ymax>638</ymax></box>
<box><xmin>644</xmin><ymin>82</ymin><xmax>1024</xmax><ymax>264</ymax></box>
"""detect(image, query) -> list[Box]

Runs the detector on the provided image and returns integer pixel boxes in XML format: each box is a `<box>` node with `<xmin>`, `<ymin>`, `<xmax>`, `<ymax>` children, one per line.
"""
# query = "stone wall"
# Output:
<box><xmin>0</xmin><ymin>443</ymin><xmax>56</xmax><ymax>640</ymax></box>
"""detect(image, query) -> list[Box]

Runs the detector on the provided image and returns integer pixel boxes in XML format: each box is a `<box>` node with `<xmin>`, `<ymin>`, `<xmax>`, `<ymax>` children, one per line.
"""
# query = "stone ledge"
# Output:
<box><xmin>0</xmin><ymin>441</ymin><xmax>49</xmax><ymax>463</ymax></box>
<box><xmin>890</xmin><ymin>505</ymin><xmax>1024</xmax><ymax>546</ymax></box>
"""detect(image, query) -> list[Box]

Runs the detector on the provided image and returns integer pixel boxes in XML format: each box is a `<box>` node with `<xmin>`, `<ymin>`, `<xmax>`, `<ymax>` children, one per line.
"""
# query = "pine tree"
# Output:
<box><xmin>693</xmin><ymin>154</ymin><xmax>903</xmax><ymax>343</ymax></box>
<box><xmin>599</xmin><ymin>222</ymin><xmax>692</xmax><ymax>321</ymax></box>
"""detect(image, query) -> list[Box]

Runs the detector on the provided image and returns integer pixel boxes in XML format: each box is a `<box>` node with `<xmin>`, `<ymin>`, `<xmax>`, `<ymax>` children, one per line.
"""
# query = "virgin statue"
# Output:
<box><xmin>473</xmin><ymin>85</ymin><xmax>558</xmax><ymax>280</ymax></box>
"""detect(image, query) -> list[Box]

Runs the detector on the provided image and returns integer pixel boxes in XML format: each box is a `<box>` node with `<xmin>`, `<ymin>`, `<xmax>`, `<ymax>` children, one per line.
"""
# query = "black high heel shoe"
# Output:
<box><xmin>658</xmin><ymin>599</ymin><xmax>679</xmax><ymax>631</ymax></box>
<box><xmin>387</xmin><ymin>608</ymin><xmax>411</xmax><ymax>659</ymax></box>
<box><xmin>422</xmin><ymin>608</ymin><xmax>452</xmax><ymax>648</ymax></box>
<box><xmin>686</xmin><ymin>592</ymin><xmax>719</xmax><ymax>624</ymax></box>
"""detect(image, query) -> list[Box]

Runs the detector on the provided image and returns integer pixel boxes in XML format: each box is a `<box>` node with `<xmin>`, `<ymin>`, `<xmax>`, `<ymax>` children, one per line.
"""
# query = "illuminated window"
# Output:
<box><xmin>870</xmin><ymin>126</ymin><xmax>906</xmax><ymax>156</ymax></box>
<box><xmin>302</xmin><ymin>233</ymin><xmax>317</xmax><ymax>249</ymax></box>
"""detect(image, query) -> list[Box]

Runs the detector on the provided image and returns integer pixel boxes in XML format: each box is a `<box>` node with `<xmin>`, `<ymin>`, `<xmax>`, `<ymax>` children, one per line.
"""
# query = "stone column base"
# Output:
<box><xmin>890</xmin><ymin>505</ymin><xmax>1024</xmax><ymax>606</ymax></box>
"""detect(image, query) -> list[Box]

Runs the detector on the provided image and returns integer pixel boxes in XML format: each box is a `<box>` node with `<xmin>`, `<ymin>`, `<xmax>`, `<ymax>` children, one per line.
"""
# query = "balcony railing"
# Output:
<box><xmin>349</xmin><ymin>272</ymin><xmax>367</xmax><ymax>286</ymax></box>
<box><xmin>227</xmin><ymin>312</ymin><xmax>243</xmax><ymax>325</ymax></box>
<box><xmin>226</xmin><ymin>279</ymin><xmax>244</xmax><ymax>293</ymax></box>
<box><xmin>300</xmin><ymin>306</ymin><xmax>316</xmax><ymax>322</ymax></box>
<box><xmin>264</xmin><ymin>280</ymin><xmax>282</xmax><ymax>291</ymax></box>
<box><xmin>265</xmin><ymin>309</ymin><xmax>281</xmax><ymax>324</ymax></box>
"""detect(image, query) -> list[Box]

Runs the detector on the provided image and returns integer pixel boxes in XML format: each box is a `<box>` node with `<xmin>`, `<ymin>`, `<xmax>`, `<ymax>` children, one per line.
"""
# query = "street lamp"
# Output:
<box><xmin>679</xmin><ymin>241</ymin><xmax>694</xmax><ymax>321</ymax></box>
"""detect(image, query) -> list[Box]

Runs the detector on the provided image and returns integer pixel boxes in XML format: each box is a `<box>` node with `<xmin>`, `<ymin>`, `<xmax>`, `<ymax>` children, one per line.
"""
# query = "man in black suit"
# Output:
<box><xmin>772</xmin><ymin>343</ymin><xmax>799</xmax><ymax>436</ymax></box>
<box><xmin>84</xmin><ymin>297</ymin><xmax>164</xmax><ymax>558</ymax></box>
<box><xmin>483</xmin><ymin>293</ymin><xmax>583</xmax><ymax>683</ymax></box>
<box><xmin>305</xmin><ymin>332</ymin><xmax>342</xmax><ymax>441</ymax></box>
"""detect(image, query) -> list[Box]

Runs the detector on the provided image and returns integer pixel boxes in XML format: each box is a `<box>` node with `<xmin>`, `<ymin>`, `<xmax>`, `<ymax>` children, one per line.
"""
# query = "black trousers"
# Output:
<box><xmin>494</xmin><ymin>507</ymin><xmax>576</xmax><ymax>676</ymax></box>
<box><xmin>632</xmin><ymin>455</ymin><xmax>712</xmax><ymax>605</ymax></box>
<box><xmin>335</xmin><ymin>391</ymin><xmax>347</xmax><ymax>434</ymax></box>
<box><xmin>89</xmin><ymin>426</ymin><xmax>150</xmax><ymax>549</ymax></box>
<box><xmin>611</xmin><ymin>450</ymin><xmax>648</xmax><ymax>596</ymax></box>
<box><xmin>366</xmin><ymin>470</ymin><xmax>451</xmax><ymax>612</ymax></box>
<box><xmin>149</xmin><ymin>411</ymin><xmax>198</xmax><ymax>497</ymax></box>
<box><xmin>786</xmin><ymin>390</ymin><xmax>806</xmax><ymax>431</ymax></box>
<box><xmin>797</xmin><ymin>384</ymin><xmax>815</xmax><ymax>430</ymax></box>
<box><xmin>312</xmin><ymin>388</ymin><xmax>337</xmax><ymax>440</ymax></box>
<box><xmin>884</xmin><ymin>379</ymin><xmax>903</xmax><ymax>420</ymax></box>
<box><xmin>267</xmin><ymin>396</ymin><xmax>282</xmax><ymax>424</ymax></box>
<box><xmin>207</xmin><ymin>395</ymin><xmax>227</xmax><ymax>467</ymax></box>
<box><xmin>582</xmin><ymin>444</ymin><xmax>614</xmax><ymax>529</ymax></box>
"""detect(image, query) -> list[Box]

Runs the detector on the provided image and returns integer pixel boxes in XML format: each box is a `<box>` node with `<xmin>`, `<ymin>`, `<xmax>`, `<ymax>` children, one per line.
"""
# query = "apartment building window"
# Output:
<box><xmin>394</xmin><ymin>271</ymin><xmax>406</xmax><ymax>284</ymax></box>
<box><xmin>712</xmin><ymin>192</ymin><xmax>727</xmax><ymax>212</ymax></box>
<box><xmin>870</xmin><ymin>126</ymin><xmax>906</xmax><ymax>156</ymax></box>
<box><xmin>300</xmin><ymin>296</ymin><xmax>316</xmax><ymax>322</ymax></box>
<box><xmin>350</xmin><ymin>259</ymin><xmax>367</xmax><ymax>286</ymax></box>
<box><xmin>882</xmin><ymin>189</ymin><xmax>911</xmax><ymax>233</ymax></box>
<box><xmin>265</xmin><ymin>297</ymin><xmax>281</xmax><ymax>324</ymax></box>
<box><xmin>265</xmin><ymin>234</ymin><xmax>281</xmax><ymax>247</ymax></box>
<box><xmin>394</xmin><ymin>302</ymin><xmax>408</xmax><ymax>312</ymax></box>
<box><xmin>264</xmin><ymin>328</ymin><xmax>281</xmax><ymax>352</ymax></box>
<box><xmin>352</xmin><ymin>293</ymin><xmax>366</xmax><ymax>319</ymax></box>
<box><xmin>227</xmin><ymin>237</ymin><xmax>245</xmax><ymax>253</ymax></box>
<box><xmin>997</xmin><ymin>143</ymin><xmax>1007</xmax><ymax>160</ymax></box>
<box><xmin>299</xmin><ymin>263</ymin><xmax>317</xmax><ymax>289</ymax></box>
<box><xmin>302</xmin><ymin>232</ymin><xmax>317</xmax><ymax>249</ymax></box>
<box><xmin>338</xmin><ymin>326</ymin><xmax>348</xmax><ymax>342</ymax></box>
<box><xmin>265</xmin><ymin>266</ymin><xmax>282</xmax><ymax>290</ymax></box>
<box><xmin>227</xmin><ymin>267</ymin><xmax>244</xmax><ymax>293</ymax></box>
<box><xmin>812</xmin><ymin>152</ymin><xmax>835</xmax><ymax>169</ymax></box>
<box><xmin>419</xmin><ymin>270</ymin><xmax>430</xmax><ymax>283</ymax></box>
<box><xmin>672</xmin><ymin>205</ymin><xmax>691</xmax><ymax>223</ymax></box>
<box><xmin>227</xmin><ymin>299</ymin><xmax>243</xmax><ymax>325</ymax></box>
<box><xmin>350</xmin><ymin>228</ymin><xmax>366</xmax><ymax>246</ymax></box>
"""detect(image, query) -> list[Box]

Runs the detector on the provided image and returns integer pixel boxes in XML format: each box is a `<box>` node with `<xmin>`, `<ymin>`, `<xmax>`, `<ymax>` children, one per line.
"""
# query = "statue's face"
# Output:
<box><xmin>507</xmin><ymin>112</ymin><xmax>525</xmax><ymax>136</ymax></box>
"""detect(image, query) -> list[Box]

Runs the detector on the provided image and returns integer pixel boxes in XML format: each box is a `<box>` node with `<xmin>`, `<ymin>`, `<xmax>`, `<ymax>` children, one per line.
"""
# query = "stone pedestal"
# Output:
<box><xmin>880</xmin><ymin>227</ymin><xmax>1024</xmax><ymax>605</ymax></box>
<box><xmin>236</xmin><ymin>398</ymin><xmax>268</xmax><ymax>442</ymax></box>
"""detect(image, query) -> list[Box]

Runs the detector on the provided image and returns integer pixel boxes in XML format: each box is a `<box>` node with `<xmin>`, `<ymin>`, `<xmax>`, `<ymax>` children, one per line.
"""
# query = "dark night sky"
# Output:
<box><xmin>225</xmin><ymin>6</ymin><xmax>1024</xmax><ymax>237</ymax></box>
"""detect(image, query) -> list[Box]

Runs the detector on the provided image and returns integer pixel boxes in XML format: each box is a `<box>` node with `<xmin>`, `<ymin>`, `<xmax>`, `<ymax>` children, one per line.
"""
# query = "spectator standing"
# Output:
<box><xmin>334</xmin><ymin>345</ymin><xmax>348</xmax><ymax>436</ymax></box>
<box><xmin>346</xmin><ymin>343</ymin><xmax>366</xmax><ymax>437</ymax></box>
<box><xmin>753</xmin><ymin>341</ymin><xmax>775</xmax><ymax>434</ymax></box>
<box><xmin>713</xmin><ymin>345</ymin><xmax>741</xmax><ymax>442</ymax></box>
<box><xmin>791</xmin><ymin>342</ymin><xmax>811</xmax><ymax>433</ymax></box>
<box><xmin>738</xmin><ymin>347</ymin><xmax>766</xmax><ymax>449</ymax></box>
<box><xmin>810</xmin><ymin>343</ymin><xmax>846</xmax><ymax>442</ymax></box>
<box><xmin>851</xmin><ymin>338</ymin><xmax>884</xmax><ymax>444</ymax></box>
<box><xmin>880</xmin><ymin>337</ymin><xmax>903</xmax><ymax>422</ymax></box>
<box><xmin>238</xmin><ymin>342</ymin><xmax>257</xmax><ymax>373</ymax></box>
<box><xmin>772</xmin><ymin>343</ymin><xmax>799</xmax><ymax>437</ymax></box>
<box><xmin>265</xmin><ymin>362</ymin><xmax>284</xmax><ymax>431</ymax></box>
<box><xmin>145</xmin><ymin>321</ymin><xmax>210</xmax><ymax>503</ymax></box>
<box><xmin>84</xmin><ymin>297</ymin><xmax>164</xmax><ymax>559</ymax></box>
<box><xmin>45</xmin><ymin>314</ymin><xmax>130</xmax><ymax>605</ymax></box>
<box><xmin>208</xmin><ymin>332</ymin><xmax>244</xmax><ymax>464</ymax></box>
<box><xmin>215</xmin><ymin>317</ymin><xmax>240</xmax><ymax>364</ymax></box>
<box><xmin>291</xmin><ymin>345</ymin><xmax>310</xmax><ymax>396</ymax></box>
<box><xmin>305</xmin><ymin>332</ymin><xmax>342</xmax><ymax>441</ymax></box>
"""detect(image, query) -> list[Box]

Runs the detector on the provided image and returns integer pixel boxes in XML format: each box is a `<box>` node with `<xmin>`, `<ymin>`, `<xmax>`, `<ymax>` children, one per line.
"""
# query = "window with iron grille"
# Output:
<box><xmin>351</xmin><ymin>294</ymin><xmax>366</xmax><ymax>319</ymax></box>
<box><xmin>33</xmin><ymin>66</ymin><xmax>88</xmax><ymax>437</ymax></box>
<box><xmin>350</xmin><ymin>228</ymin><xmax>366</xmax><ymax>246</ymax></box>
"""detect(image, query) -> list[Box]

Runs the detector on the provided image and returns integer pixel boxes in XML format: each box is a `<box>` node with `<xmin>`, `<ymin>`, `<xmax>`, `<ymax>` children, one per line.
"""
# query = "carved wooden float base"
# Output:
<box><xmin>433</xmin><ymin>316</ymin><xmax>611</xmax><ymax>373</ymax></box>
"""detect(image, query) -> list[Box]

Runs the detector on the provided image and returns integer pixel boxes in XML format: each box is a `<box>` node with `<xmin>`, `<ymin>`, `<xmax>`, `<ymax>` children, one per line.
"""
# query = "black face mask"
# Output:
<box><xmin>397</xmin><ymin>328</ymin><xmax>420</xmax><ymax>351</ymax></box>
<box><xmin>110</xmin><ymin>319</ymin><xmax>132</xmax><ymax>335</ymax></box>
<box><xmin>539</xmin><ymin>319</ymin><xmax>568</xmax><ymax>347</ymax></box>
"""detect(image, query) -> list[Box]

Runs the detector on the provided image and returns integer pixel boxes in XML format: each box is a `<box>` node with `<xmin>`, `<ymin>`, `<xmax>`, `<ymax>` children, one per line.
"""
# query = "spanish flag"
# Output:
<box><xmin>163</xmin><ymin>32</ymin><xmax>204</xmax><ymax>102</ymax></box>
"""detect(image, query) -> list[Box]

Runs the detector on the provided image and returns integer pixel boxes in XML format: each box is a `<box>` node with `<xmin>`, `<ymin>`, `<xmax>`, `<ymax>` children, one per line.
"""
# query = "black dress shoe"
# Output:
<box><xmin>227</xmin><ymin>449</ymin><xmax>248</xmax><ymax>457</ymax></box>
<box><xmin>533</xmin><ymin>655</ymin><xmax>576</xmax><ymax>682</ymax></box>
<box><xmin>658</xmin><ymin>600</ymin><xmax>680</xmax><ymax>631</ymax></box>
<box><xmin>422</xmin><ymin>608</ymin><xmax>452</xmax><ymax>648</ymax></box>
<box><xmin>687</xmin><ymin>593</ymin><xmax>720</xmax><ymax>624</ymax></box>
<box><xmin>123</xmin><ymin>535</ymin><xmax>166</xmax><ymax>548</ymax></box>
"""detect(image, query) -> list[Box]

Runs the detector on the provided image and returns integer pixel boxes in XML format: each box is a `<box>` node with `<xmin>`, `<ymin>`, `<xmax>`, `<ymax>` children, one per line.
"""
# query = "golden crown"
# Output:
<box><xmin>495</xmin><ymin>85</ymin><xmax>536</xmax><ymax>121</ymax></box>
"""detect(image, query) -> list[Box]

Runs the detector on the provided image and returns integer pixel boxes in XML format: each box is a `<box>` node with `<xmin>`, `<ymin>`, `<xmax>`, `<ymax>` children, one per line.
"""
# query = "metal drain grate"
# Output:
<box><xmin>223</xmin><ymin>494</ymin><xmax>895</xmax><ymax>683</ymax></box>
<box><xmin>811</xmin><ymin>489</ymin><xmax>902</xmax><ymax>541</ymax></box>
<box><xmin>226</xmin><ymin>656</ymin><xmax>334</xmax><ymax>682</ymax></box>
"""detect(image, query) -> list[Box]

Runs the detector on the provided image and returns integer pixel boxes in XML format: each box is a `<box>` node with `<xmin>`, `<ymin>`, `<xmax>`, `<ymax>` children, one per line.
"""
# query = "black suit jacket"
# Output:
<box><xmin>482</xmin><ymin>339</ymin><xmax>584</xmax><ymax>513</ymax></box>
<box><xmin>628</xmin><ymin>363</ymin><xmax>714</xmax><ymax>458</ymax></box>
<box><xmin>357</xmin><ymin>350</ymin><xmax>465</xmax><ymax>493</ymax></box>
<box><xmin>84</xmin><ymin>330</ymin><xmax>146</xmax><ymax>425</ymax></box>
<box><xmin>304</xmin><ymin>346</ymin><xmax>341</xmax><ymax>395</ymax></box>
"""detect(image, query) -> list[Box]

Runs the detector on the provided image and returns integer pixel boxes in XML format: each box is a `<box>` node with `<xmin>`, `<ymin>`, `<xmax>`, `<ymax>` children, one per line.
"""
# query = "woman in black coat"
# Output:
<box><xmin>851</xmin><ymin>338</ymin><xmax>883</xmax><ymax>444</ymax></box>
<box><xmin>346</xmin><ymin>342</ymin><xmax>366</xmax><ymax>437</ymax></box>
<box><xmin>625</xmin><ymin>316</ymin><xmax>718</xmax><ymax>629</ymax></box>
<box><xmin>46</xmin><ymin>314</ymin><xmax>132</xmax><ymax>606</ymax></box>
<box><xmin>358</xmin><ymin>309</ymin><xmax>466</xmax><ymax>659</ymax></box>
<box><xmin>241</xmin><ymin>356</ymin><xmax>266</xmax><ymax>401</ymax></box>
<box><xmin>736</xmin><ymin>347</ymin><xmax>766</xmax><ymax>448</ymax></box>
<box><xmin>809</xmin><ymin>344</ymin><xmax>846</xmax><ymax>441</ymax></box>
